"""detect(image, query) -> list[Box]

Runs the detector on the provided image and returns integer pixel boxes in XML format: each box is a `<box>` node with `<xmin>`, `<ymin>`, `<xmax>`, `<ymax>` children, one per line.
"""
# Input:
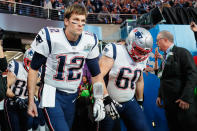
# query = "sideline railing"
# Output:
<box><xmin>0</xmin><ymin>0</ymin><xmax>139</xmax><ymax>24</ymax></box>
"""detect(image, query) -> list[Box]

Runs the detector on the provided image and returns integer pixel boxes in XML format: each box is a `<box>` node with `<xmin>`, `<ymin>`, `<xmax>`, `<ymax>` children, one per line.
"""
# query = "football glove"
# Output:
<box><xmin>13</xmin><ymin>96</ymin><xmax>28</xmax><ymax>109</ymax></box>
<box><xmin>0</xmin><ymin>27</ymin><xmax>4</xmax><ymax>40</ymax></box>
<box><xmin>93</xmin><ymin>98</ymin><xmax>105</xmax><ymax>121</ymax></box>
<box><xmin>103</xmin><ymin>95</ymin><xmax>122</xmax><ymax>120</ymax></box>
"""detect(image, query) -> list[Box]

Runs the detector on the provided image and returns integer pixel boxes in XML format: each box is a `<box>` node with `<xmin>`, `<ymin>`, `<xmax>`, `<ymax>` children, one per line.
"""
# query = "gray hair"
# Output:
<box><xmin>159</xmin><ymin>30</ymin><xmax>174</xmax><ymax>43</ymax></box>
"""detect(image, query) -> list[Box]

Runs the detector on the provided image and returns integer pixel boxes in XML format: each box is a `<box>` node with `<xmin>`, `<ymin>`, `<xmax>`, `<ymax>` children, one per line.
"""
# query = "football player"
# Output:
<box><xmin>27</xmin><ymin>4</ymin><xmax>106</xmax><ymax>131</ymax></box>
<box><xmin>99</xmin><ymin>27</ymin><xmax>153</xmax><ymax>131</ymax></box>
<box><xmin>5</xmin><ymin>48</ymin><xmax>35</xmax><ymax>131</ymax></box>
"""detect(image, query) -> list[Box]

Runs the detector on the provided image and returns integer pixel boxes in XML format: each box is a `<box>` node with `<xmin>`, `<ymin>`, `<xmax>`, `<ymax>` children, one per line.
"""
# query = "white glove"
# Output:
<box><xmin>103</xmin><ymin>95</ymin><xmax>122</xmax><ymax>120</ymax></box>
<box><xmin>93</xmin><ymin>98</ymin><xmax>105</xmax><ymax>121</ymax></box>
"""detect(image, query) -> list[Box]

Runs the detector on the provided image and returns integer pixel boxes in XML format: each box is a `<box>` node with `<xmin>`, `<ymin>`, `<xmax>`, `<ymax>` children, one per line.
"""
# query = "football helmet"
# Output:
<box><xmin>126</xmin><ymin>27</ymin><xmax>153</xmax><ymax>62</ymax></box>
<box><xmin>23</xmin><ymin>48</ymin><xmax>34</xmax><ymax>71</ymax></box>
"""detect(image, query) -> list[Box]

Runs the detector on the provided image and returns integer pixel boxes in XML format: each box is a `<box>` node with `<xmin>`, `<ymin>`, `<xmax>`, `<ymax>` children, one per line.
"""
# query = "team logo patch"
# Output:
<box><xmin>104</xmin><ymin>47</ymin><xmax>109</xmax><ymax>52</ymax></box>
<box><xmin>84</xmin><ymin>44</ymin><xmax>92</xmax><ymax>51</ymax></box>
<box><xmin>135</xmin><ymin>31</ymin><xmax>143</xmax><ymax>39</ymax></box>
<box><xmin>36</xmin><ymin>35</ymin><xmax>43</xmax><ymax>45</ymax></box>
<box><xmin>28</xmin><ymin>50</ymin><xmax>34</xmax><ymax>57</ymax></box>
<box><xmin>84</xmin><ymin>31</ymin><xmax>93</xmax><ymax>36</ymax></box>
<box><xmin>8</xmin><ymin>63</ymin><xmax>12</xmax><ymax>69</ymax></box>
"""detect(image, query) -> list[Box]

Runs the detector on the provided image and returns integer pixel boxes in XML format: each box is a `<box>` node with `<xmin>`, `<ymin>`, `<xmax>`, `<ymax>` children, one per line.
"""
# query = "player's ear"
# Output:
<box><xmin>64</xmin><ymin>18</ymin><xmax>69</xmax><ymax>26</ymax></box>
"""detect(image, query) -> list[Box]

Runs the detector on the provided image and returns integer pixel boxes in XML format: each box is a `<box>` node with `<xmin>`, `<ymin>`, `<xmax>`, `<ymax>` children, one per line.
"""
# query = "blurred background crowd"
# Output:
<box><xmin>1</xmin><ymin>0</ymin><xmax>197</xmax><ymax>24</ymax></box>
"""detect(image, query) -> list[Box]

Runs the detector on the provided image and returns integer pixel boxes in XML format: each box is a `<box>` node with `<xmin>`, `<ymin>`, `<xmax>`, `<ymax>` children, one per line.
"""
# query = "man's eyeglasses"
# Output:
<box><xmin>156</xmin><ymin>38</ymin><xmax>164</xmax><ymax>43</ymax></box>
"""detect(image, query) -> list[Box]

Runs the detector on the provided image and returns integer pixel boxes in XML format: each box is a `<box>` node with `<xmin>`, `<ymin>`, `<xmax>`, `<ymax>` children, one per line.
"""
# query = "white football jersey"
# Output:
<box><xmin>8</xmin><ymin>60</ymin><xmax>28</xmax><ymax>99</ymax></box>
<box><xmin>102</xmin><ymin>43</ymin><xmax>148</xmax><ymax>102</ymax></box>
<box><xmin>31</xmin><ymin>27</ymin><xmax>99</xmax><ymax>93</ymax></box>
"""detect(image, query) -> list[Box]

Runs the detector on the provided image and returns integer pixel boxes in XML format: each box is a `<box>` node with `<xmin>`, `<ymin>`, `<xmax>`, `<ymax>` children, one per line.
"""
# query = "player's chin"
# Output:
<box><xmin>76</xmin><ymin>30</ymin><xmax>83</xmax><ymax>35</ymax></box>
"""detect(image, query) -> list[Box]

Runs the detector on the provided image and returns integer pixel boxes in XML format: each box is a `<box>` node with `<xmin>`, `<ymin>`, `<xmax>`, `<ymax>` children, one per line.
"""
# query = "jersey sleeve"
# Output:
<box><xmin>87</xmin><ymin>34</ymin><xmax>100</xmax><ymax>59</ymax></box>
<box><xmin>31</xmin><ymin>27</ymin><xmax>50</xmax><ymax>57</ymax></box>
<box><xmin>102</xmin><ymin>43</ymin><xmax>114</xmax><ymax>60</ymax></box>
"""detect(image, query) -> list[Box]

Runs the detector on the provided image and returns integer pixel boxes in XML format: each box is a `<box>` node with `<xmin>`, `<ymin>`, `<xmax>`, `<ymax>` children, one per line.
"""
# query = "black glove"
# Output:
<box><xmin>13</xmin><ymin>96</ymin><xmax>28</xmax><ymax>109</ymax></box>
<box><xmin>0</xmin><ymin>28</ymin><xmax>4</xmax><ymax>40</ymax></box>
<box><xmin>103</xmin><ymin>95</ymin><xmax>122</xmax><ymax>120</ymax></box>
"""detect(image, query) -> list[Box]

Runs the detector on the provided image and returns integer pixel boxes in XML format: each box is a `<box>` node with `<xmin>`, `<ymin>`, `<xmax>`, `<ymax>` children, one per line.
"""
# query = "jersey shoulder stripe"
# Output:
<box><xmin>111</xmin><ymin>43</ymin><xmax>117</xmax><ymax>60</ymax></box>
<box><xmin>44</xmin><ymin>27</ymin><xmax>52</xmax><ymax>54</ymax></box>
<box><xmin>91</xmin><ymin>33</ymin><xmax>98</xmax><ymax>51</ymax></box>
<box><xmin>13</xmin><ymin>60</ymin><xmax>19</xmax><ymax>76</ymax></box>
<box><xmin>8</xmin><ymin>60</ymin><xmax>19</xmax><ymax>76</ymax></box>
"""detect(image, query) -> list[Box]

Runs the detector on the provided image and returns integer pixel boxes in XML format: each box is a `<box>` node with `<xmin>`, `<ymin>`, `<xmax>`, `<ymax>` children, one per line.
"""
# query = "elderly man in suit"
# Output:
<box><xmin>155</xmin><ymin>30</ymin><xmax>197</xmax><ymax>131</ymax></box>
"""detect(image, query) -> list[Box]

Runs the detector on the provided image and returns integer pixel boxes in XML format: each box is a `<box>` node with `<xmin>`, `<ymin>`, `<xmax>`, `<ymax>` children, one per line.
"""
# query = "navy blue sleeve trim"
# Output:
<box><xmin>41</xmin><ymin>65</ymin><xmax>46</xmax><ymax>83</ymax></box>
<box><xmin>111</xmin><ymin>43</ymin><xmax>117</xmax><ymax>60</ymax></box>
<box><xmin>86</xmin><ymin>57</ymin><xmax>100</xmax><ymax>77</ymax></box>
<box><xmin>31</xmin><ymin>52</ymin><xmax>47</xmax><ymax>70</ymax></box>
<box><xmin>44</xmin><ymin>27</ymin><xmax>52</xmax><ymax>54</ymax></box>
<box><xmin>91</xmin><ymin>33</ymin><xmax>97</xmax><ymax>51</ymax></box>
<box><xmin>13</xmin><ymin>60</ymin><xmax>19</xmax><ymax>76</ymax></box>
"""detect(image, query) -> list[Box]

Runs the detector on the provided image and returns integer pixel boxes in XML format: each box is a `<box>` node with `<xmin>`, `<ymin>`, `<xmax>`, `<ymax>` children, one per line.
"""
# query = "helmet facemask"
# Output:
<box><xmin>128</xmin><ymin>41</ymin><xmax>152</xmax><ymax>62</ymax></box>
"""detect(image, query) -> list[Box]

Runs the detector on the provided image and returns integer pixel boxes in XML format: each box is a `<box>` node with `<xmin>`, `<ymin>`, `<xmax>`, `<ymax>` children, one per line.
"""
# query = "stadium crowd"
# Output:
<box><xmin>6</xmin><ymin>0</ymin><xmax>197</xmax><ymax>14</ymax></box>
<box><xmin>1</xmin><ymin>0</ymin><xmax>197</xmax><ymax>23</ymax></box>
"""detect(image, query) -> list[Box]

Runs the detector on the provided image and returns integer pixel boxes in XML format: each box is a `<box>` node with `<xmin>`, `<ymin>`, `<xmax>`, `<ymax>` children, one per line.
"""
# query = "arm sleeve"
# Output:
<box><xmin>0</xmin><ymin>57</ymin><xmax>7</xmax><ymax>72</ymax></box>
<box><xmin>158</xmin><ymin>87</ymin><xmax>162</xmax><ymax>98</ymax></box>
<box><xmin>30</xmin><ymin>52</ymin><xmax>47</xmax><ymax>70</ymax></box>
<box><xmin>86</xmin><ymin>57</ymin><xmax>100</xmax><ymax>77</ymax></box>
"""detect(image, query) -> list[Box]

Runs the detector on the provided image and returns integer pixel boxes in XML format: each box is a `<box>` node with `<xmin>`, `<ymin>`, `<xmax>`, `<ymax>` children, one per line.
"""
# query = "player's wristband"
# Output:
<box><xmin>137</xmin><ymin>98</ymin><xmax>143</xmax><ymax>105</ymax></box>
<box><xmin>137</xmin><ymin>100</ymin><xmax>143</xmax><ymax>106</ymax></box>
<box><xmin>103</xmin><ymin>95</ymin><xmax>112</xmax><ymax>105</ymax></box>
